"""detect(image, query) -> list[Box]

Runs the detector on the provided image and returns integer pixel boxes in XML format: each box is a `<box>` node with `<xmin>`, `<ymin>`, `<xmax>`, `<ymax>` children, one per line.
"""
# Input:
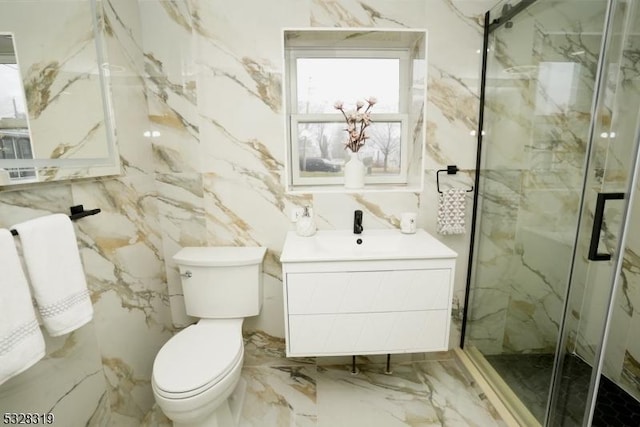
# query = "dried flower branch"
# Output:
<box><xmin>334</xmin><ymin>97</ymin><xmax>377</xmax><ymax>153</ymax></box>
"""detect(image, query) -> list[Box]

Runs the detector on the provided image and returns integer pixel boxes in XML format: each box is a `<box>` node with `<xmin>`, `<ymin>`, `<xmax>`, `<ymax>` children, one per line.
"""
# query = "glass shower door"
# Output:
<box><xmin>547</xmin><ymin>0</ymin><xmax>640</xmax><ymax>425</ymax></box>
<box><xmin>463</xmin><ymin>0</ymin><xmax>610</xmax><ymax>424</ymax></box>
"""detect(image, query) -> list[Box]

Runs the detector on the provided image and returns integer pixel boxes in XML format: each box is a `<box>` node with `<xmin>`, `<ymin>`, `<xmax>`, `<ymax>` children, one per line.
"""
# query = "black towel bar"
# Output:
<box><xmin>436</xmin><ymin>165</ymin><xmax>474</xmax><ymax>194</ymax></box>
<box><xmin>9</xmin><ymin>205</ymin><xmax>101</xmax><ymax>236</ymax></box>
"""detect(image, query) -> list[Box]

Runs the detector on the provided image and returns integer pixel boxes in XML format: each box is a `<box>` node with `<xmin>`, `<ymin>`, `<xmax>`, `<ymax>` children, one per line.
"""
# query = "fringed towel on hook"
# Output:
<box><xmin>437</xmin><ymin>189</ymin><xmax>467</xmax><ymax>235</ymax></box>
<box><xmin>0</xmin><ymin>229</ymin><xmax>45</xmax><ymax>386</ymax></box>
<box><xmin>13</xmin><ymin>214</ymin><xmax>93</xmax><ymax>337</ymax></box>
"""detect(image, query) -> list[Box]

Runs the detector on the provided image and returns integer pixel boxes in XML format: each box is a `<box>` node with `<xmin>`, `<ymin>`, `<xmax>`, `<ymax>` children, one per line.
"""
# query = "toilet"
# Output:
<box><xmin>152</xmin><ymin>246</ymin><xmax>267</xmax><ymax>427</ymax></box>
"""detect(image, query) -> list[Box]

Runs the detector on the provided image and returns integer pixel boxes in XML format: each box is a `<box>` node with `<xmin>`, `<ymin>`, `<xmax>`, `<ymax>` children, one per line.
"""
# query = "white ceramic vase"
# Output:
<box><xmin>344</xmin><ymin>151</ymin><xmax>365</xmax><ymax>189</ymax></box>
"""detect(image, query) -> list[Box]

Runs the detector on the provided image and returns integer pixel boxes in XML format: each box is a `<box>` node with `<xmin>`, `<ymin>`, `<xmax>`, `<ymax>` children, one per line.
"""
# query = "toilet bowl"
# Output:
<box><xmin>152</xmin><ymin>246</ymin><xmax>267</xmax><ymax>427</ymax></box>
<box><xmin>152</xmin><ymin>319</ymin><xmax>244</xmax><ymax>426</ymax></box>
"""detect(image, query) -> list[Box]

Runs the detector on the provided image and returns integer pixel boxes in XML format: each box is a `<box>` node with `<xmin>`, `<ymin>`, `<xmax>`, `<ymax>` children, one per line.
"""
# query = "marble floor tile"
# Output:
<box><xmin>316</xmin><ymin>363</ymin><xmax>434</xmax><ymax>427</ymax></box>
<box><xmin>239</xmin><ymin>365</ymin><xmax>317</xmax><ymax>427</ymax></box>
<box><xmin>315</xmin><ymin>361</ymin><xmax>505</xmax><ymax>427</ymax></box>
<box><xmin>144</xmin><ymin>335</ymin><xmax>506</xmax><ymax>427</ymax></box>
<box><xmin>413</xmin><ymin>360</ymin><xmax>506</xmax><ymax>427</ymax></box>
<box><xmin>243</xmin><ymin>330</ymin><xmax>315</xmax><ymax>367</ymax></box>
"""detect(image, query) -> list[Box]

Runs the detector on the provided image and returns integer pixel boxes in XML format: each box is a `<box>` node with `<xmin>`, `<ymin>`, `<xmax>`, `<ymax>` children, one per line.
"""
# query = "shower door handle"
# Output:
<box><xmin>588</xmin><ymin>192</ymin><xmax>625</xmax><ymax>261</ymax></box>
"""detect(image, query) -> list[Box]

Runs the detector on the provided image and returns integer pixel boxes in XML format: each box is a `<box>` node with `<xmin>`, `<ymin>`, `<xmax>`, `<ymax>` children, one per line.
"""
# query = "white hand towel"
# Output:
<box><xmin>0</xmin><ymin>228</ymin><xmax>46</xmax><ymax>386</ymax></box>
<box><xmin>13</xmin><ymin>214</ymin><xmax>93</xmax><ymax>336</ymax></box>
<box><xmin>437</xmin><ymin>189</ymin><xmax>467</xmax><ymax>235</ymax></box>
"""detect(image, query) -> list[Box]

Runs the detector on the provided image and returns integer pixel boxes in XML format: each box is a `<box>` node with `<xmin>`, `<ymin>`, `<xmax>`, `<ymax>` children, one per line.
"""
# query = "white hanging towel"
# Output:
<box><xmin>13</xmin><ymin>214</ymin><xmax>93</xmax><ymax>337</ymax></box>
<box><xmin>0</xmin><ymin>228</ymin><xmax>46</xmax><ymax>386</ymax></box>
<box><xmin>437</xmin><ymin>189</ymin><xmax>467</xmax><ymax>235</ymax></box>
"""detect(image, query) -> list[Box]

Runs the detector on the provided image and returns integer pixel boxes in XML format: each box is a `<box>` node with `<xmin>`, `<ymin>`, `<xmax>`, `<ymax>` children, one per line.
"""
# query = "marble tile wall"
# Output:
<box><xmin>146</xmin><ymin>0</ymin><xmax>487</xmax><ymax>341</ymax></box>
<box><xmin>0</xmin><ymin>187</ymin><xmax>111</xmax><ymax>427</ymax></box>
<box><xmin>1</xmin><ymin>0</ymin><xmax>173</xmax><ymax>425</ymax></box>
<box><xmin>0</xmin><ymin>0</ymin><xmax>494</xmax><ymax>425</ymax></box>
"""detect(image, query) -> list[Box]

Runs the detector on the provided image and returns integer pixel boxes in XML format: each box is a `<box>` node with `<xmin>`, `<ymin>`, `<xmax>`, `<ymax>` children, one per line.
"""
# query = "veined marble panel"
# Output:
<box><xmin>500</xmin><ymin>225</ymin><xmax>574</xmax><ymax>353</ymax></box>
<box><xmin>71</xmin><ymin>178</ymin><xmax>165</xmax><ymax>317</ymax></box>
<box><xmin>138</xmin><ymin>0</ymin><xmax>200</xmax><ymax>173</ymax></box>
<box><xmin>424</xmin><ymin>2</ymin><xmax>484</xmax><ymax>172</ymax></box>
<box><xmin>241</xmin><ymin>365</ymin><xmax>317</xmax><ymax>426</ymax></box>
<box><xmin>312</xmin><ymin>192</ymin><xmax>419</xmax><ymax>231</ymax></box>
<box><xmin>200</xmin><ymin>171</ymin><xmax>306</xmax><ymax>282</ymax></box>
<box><xmin>0</xmin><ymin>323</ymin><xmax>110</xmax><ymax>427</ymax></box>
<box><xmin>191</xmin><ymin>0</ymin><xmax>308</xmax><ymax>62</ymax></box>
<box><xmin>70</xmin><ymin>177</ymin><xmax>173</xmax><ymax>422</ymax></box>
<box><xmin>155</xmin><ymin>172</ymin><xmax>205</xmax><ymax>327</ymax></box>
<box><xmin>318</xmin><ymin>364</ymin><xmax>410</xmax><ymax>427</ymax></box>
<box><xmin>464</xmin><ymin>286</ymin><xmax>509</xmax><ymax>355</ymax></box>
<box><xmin>311</xmin><ymin>0</ymin><xmax>424</xmax><ymax>28</ymax></box>
<box><xmin>0</xmin><ymin>184</ymin><xmax>73</xmax><ymax>227</ymax></box>
<box><xmin>317</xmin><ymin>360</ymin><xmax>505</xmax><ymax>427</ymax></box>
<box><xmin>189</xmin><ymin>0</ymin><xmax>304</xmax><ymax>182</ymax></box>
<box><xmin>464</xmin><ymin>170</ymin><xmax>520</xmax><ymax>354</ymax></box>
<box><xmin>198</xmin><ymin>141</ymin><xmax>302</xmax><ymax>244</ymax></box>
<box><xmin>243</xmin><ymin>274</ymin><xmax>288</xmax><ymax>339</ymax></box>
<box><xmin>621</xmin><ymin>270</ymin><xmax>640</xmax><ymax>397</ymax></box>
<box><xmin>242</xmin><ymin>330</ymin><xmax>315</xmax><ymax>368</ymax></box>
<box><xmin>220</xmin><ymin>336</ymin><xmax>506</xmax><ymax>427</ymax></box>
<box><xmin>140</xmin><ymin>405</ymin><xmax>171</xmax><ymax>427</ymax></box>
<box><xmin>517</xmin><ymin>189</ymin><xmax>581</xmax><ymax>239</ymax></box>
<box><xmin>611</xmin><ymin>185</ymin><xmax>640</xmax><ymax>399</ymax></box>
<box><xmin>600</xmin><ymin>282</ymin><xmax>632</xmax><ymax>384</ymax></box>
<box><xmin>103</xmin><ymin>0</ymin><xmax>155</xmax><ymax>176</ymax></box>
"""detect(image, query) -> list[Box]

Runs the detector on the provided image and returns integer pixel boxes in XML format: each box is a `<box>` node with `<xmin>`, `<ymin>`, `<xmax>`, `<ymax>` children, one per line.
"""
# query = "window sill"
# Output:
<box><xmin>286</xmin><ymin>183</ymin><xmax>423</xmax><ymax>194</ymax></box>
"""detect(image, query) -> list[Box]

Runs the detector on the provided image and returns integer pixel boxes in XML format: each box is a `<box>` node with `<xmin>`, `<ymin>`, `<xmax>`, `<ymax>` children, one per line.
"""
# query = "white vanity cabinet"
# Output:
<box><xmin>280</xmin><ymin>229</ymin><xmax>457</xmax><ymax>357</ymax></box>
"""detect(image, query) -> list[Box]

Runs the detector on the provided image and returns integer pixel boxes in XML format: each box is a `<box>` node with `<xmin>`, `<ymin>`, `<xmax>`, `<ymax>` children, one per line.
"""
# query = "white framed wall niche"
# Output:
<box><xmin>282</xmin><ymin>28</ymin><xmax>427</xmax><ymax>194</ymax></box>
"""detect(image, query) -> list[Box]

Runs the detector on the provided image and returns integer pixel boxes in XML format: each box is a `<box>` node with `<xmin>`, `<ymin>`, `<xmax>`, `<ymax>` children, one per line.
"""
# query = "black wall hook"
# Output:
<box><xmin>436</xmin><ymin>165</ymin><xmax>474</xmax><ymax>194</ymax></box>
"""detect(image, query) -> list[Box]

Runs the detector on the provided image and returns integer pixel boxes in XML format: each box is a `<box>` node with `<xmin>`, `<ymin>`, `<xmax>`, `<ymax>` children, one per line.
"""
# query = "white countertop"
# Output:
<box><xmin>280</xmin><ymin>228</ymin><xmax>457</xmax><ymax>263</ymax></box>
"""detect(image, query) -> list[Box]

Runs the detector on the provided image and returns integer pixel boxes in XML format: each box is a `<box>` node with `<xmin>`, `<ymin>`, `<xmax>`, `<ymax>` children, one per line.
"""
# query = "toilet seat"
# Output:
<box><xmin>152</xmin><ymin>322</ymin><xmax>243</xmax><ymax>399</ymax></box>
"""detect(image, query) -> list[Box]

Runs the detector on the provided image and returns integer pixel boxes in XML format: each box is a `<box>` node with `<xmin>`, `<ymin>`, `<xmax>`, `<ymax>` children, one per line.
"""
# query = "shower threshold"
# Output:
<box><xmin>459</xmin><ymin>347</ymin><xmax>640</xmax><ymax>426</ymax></box>
<box><xmin>458</xmin><ymin>347</ymin><xmax>540</xmax><ymax>427</ymax></box>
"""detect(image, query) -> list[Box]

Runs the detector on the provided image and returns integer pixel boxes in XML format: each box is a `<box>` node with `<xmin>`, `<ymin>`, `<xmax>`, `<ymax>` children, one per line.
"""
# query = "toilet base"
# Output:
<box><xmin>171</xmin><ymin>377</ymin><xmax>247</xmax><ymax>427</ymax></box>
<box><xmin>228</xmin><ymin>377</ymin><xmax>247</xmax><ymax>425</ymax></box>
<box><xmin>173</xmin><ymin>399</ymin><xmax>234</xmax><ymax>427</ymax></box>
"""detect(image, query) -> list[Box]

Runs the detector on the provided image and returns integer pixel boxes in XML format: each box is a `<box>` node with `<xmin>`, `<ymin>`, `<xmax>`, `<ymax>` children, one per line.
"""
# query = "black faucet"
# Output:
<box><xmin>353</xmin><ymin>210</ymin><xmax>363</xmax><ymax>234</ymax></box>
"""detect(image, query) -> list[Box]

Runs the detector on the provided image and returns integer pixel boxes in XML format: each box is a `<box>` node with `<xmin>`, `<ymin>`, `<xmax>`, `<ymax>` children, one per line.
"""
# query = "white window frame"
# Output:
<box><xmin>0</xmin><ymin>33</ymin><xmax>37</xmax><ymax>183</ymax></box>
<box><xmin>286</xmin><ymin>47</ymin><xmax>412</xmax><ymax>188</ymax></box>
<box><xmin>291</xmin><ymin>114</ymin><xmax>408</xmax><ymax>186</ymax></box>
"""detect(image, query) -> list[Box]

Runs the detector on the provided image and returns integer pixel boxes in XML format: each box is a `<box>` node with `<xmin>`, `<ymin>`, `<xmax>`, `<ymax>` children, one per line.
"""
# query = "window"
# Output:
<box><xmin>0</xmin><ymin>36</ymin><xmax>36</xmax><ymax>181</ymax></box>
<box><xmin>0</xmin><ymin>133</ymin><xmax>36</xmax><ymax>179</ymax></box>
<box><xmin>283</xmin><ymin>29</ymin><xmax>427</xmax><ymax>192</ymax></box>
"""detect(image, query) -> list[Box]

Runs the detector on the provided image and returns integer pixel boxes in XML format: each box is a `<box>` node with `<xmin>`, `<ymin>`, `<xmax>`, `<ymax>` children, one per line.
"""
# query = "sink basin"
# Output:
<box><xmin>280</xmin><ymin>229</ymin><xmax>457</xmax><ymax>262</ymax></box>
<box><xmin>312</xmin><ymin>230</ymin><xmax>402</xmax><ymax>254</ymax></box>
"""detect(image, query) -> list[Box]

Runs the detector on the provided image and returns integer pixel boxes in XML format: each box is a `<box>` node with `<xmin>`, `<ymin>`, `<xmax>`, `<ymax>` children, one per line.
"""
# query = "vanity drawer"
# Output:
<box><xmin>287</xmin><ymin>310</ymin><xmax>449</xmax><ymax>356</ymax></box>
<box><xmin>286</xmin><ymin>269</ymin><xmax>451</xmax><ymax>315</ymax></box>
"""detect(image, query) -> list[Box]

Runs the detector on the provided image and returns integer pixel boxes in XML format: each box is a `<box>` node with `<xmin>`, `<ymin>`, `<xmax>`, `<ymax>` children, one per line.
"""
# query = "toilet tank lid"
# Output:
<box><xmin>173</xmin><ymin>246</ymin><xmax>267</xmax><ymax>267</ymax></box>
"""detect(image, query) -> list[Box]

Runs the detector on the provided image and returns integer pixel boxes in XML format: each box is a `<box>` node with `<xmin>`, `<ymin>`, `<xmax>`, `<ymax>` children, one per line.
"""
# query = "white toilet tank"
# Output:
<box><xmin>173</xmin><ymin>247</ymin><xmax>267</xmax><ymax>318</ymax></box>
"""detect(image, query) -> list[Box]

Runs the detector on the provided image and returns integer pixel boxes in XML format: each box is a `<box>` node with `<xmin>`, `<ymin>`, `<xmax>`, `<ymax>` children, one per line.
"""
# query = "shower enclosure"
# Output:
<box><xmin>462</xmin><ymin>0</ymin><xmax>640</xmax><ymax>425</ymax></box>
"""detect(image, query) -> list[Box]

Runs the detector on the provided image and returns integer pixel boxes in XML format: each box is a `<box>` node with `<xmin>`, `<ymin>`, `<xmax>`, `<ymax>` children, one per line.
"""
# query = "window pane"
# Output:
<box><xmin>0</xmin><ymin>63</ymin><xmax>27</xmax><ymax>118</ymax></box>
<box><xmin>0</xmin><ymin>136</ymin><xmax>16</xmax><ymax>159</ymax></box>
<box><xmin>360</xmin><ymin>122</ymin><xmax>402</xmax><ymax>176</ymax></box>
<box><xmin>296</xmin><ymin>121</ymin><xmax>402</xmax><ymax>178</ymax></box>
<box><xmin>17</xmin><ymin>137</ymin><xmax>32</xmax><ymax>158</ymax></box>
<box><xmin>297</xmin><ymin>122</ymin><xmax>345</xmax><ymax>178</ymax></box>
<box><xmin>296</xmin><ymin>58</ymin><xmax>399</xmax><ymax>114</ymax></box>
